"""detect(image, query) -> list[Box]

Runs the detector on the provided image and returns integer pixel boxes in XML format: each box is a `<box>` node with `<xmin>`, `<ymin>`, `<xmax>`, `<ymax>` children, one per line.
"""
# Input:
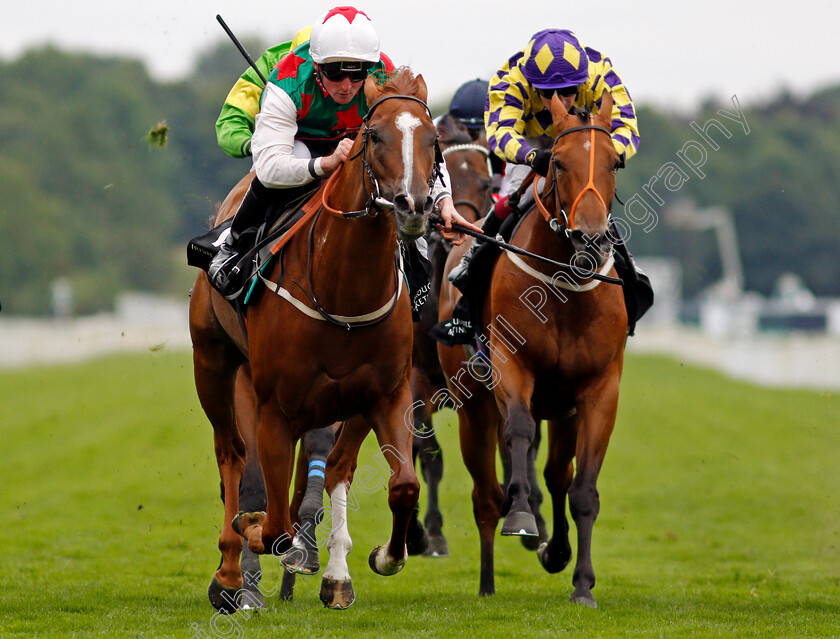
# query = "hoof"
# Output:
<box><xmin>500</xmin><ymin>510</ymin><xmax>539</xmax><ymax>537</ymax></box>
<box><xmin>207</xmin><ymin>575</ymin><xmax>241</xmax><ymax>614</ymax></box>
<box><xmin>231</xmin><ymin>511</ymin><xmax>265</xmax><ymax>537</ymax></box>
<box><xmin>280</xmin><ymin>545</ymin><xmax>320</xmax><ymax>575</ymax></box>
<box><xmin>422</xmin><ymin>534</ymin><xmax>449</xmax><ymax>558</ymax></box>
<box><xmin>369</xmin><ymin>545</ymin><xmax>406</xmax><ymax>576</ymax></box>
<box><xmin>319</xmin><ymin>577</ymin><xmax>355</xmax><ymax>609</ymax></box>
<box><xmin>537</xmin><ymin>540</ymin><xmax>572</xmax><ymax>574</ymax></box>
<box><xmin>571</xmin><ymin>594</ymin><xmax>598</xmax><ymax>608</ymax></box>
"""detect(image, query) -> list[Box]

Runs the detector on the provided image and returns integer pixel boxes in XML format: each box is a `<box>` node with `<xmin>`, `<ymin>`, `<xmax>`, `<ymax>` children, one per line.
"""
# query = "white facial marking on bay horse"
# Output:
<box><xmin>459</xmin><ymin>160</ymin><xmax>469</xmax><ymax>171</ymax></box>
<box><xmin>396</xmin><ymin>112</ymin><xmax>422</xmax><ymax>194</ymax></box>
<box><xmin>583</xmin><ymin>140</ymin><xmax>591</xmax><ymax>151</ymax></box>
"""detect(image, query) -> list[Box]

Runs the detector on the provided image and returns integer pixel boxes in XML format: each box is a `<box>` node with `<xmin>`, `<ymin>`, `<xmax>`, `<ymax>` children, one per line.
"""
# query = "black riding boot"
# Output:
<box><xmin>609</xmin><ymin>219</ymin><xmax>654</xmax><ymax>335</ymax></box>
<box><xmin>447</xmin><ymin>208</ymin><xmax>504</xmax><ymax>293</ymax></box>
<box><xmin>208</xmin><ymin>178</ymin><xmax>270</xmax><ymax>298</ymax></box>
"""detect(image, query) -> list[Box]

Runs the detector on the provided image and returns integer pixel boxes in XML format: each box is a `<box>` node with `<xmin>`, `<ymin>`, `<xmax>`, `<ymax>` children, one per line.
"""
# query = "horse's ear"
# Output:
<box><xmin>550</xmin><ymin>93</ymin><xmax>569</xmax><ymax>129</ymax></box>
<box><xmin>598</xmin><ymin>91</ymin><xmax>614</xmax><ymax>128</ymax></box>
<box><xmin>364</xmin><ymin>75</ymin><xmax>381</xmax><ymax>107</ymax></box>
<box><xmin>414</xmin><ymin>73</ymin><xmax>428</xmax><ymax>104</ymax></box>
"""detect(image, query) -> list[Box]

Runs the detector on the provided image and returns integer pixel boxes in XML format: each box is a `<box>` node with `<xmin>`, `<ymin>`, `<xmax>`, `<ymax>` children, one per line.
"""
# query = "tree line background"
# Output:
<box><xmin>1</xmin><ymin>41</ymin><xmax>837</xmax><ymax>315</ymax></box>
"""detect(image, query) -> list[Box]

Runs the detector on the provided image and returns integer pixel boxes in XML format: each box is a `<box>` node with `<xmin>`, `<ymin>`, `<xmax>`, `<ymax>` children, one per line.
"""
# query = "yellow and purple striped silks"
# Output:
<box><xmin>485</xmin><ymin>45</ymin><xmax>640</xmax><ymax>166</ymax></box>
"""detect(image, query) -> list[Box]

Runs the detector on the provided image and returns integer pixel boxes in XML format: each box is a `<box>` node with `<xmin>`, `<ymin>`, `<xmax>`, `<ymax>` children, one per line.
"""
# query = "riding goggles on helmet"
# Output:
<box><xmin>537</xmin><ymin>85</ymin><xmax>579</xmax><ymax>100</ymax></box>
<box><xmin>319</xmin><ymin>61</ymin><xmax>375</xmax><ymax>82</ymax></box>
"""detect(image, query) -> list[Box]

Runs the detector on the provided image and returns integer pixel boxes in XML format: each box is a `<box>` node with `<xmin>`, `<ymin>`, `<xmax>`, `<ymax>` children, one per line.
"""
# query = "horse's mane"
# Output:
<box><xmin>375</xmin><ymin>66</ymin><xmax>422</xmax><ymax>96</ymax></box>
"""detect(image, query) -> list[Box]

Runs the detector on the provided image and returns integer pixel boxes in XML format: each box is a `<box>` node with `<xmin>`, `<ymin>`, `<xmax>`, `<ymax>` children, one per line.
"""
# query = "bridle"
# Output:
<box><xmin>320</xmin><ymin>93</ymin><xmax>444</xmax><ymax>219</ymax></box>
<box><xmin>533</xmin><ymin>116</ymin><xmax>613</xmax><ymax>239</ymax></box>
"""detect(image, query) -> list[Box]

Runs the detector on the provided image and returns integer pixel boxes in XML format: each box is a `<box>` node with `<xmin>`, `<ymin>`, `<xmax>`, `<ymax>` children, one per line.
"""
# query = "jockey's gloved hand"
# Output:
<box><xmin>527</xmin><ymin>149</ymin><xmax>552</xmax><ymax>176</ymax></box>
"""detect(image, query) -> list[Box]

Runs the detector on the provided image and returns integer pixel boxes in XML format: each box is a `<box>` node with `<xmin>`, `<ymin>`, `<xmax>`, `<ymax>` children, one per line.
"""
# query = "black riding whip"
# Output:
<box><xmin>216</xmin><ymin>14</ymin><xmax>267</xmax><ymax>85</ymax></box>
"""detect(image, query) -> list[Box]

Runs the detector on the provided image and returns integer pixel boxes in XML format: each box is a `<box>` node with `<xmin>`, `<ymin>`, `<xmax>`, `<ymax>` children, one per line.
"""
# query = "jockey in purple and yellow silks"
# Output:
<box><xmin>444</xmin><ymin>29</ymin><xmax>652</xmax><ymax>337</ymax></box>
<box><xmin>448</xmin><ymin>28</ymin><xmax>640</xmax><ymax>289</ymax></box>
<box><xmin>208</xmin><ymin>6</ymin><xmax>479</xmax><ymax>300</ymax></box>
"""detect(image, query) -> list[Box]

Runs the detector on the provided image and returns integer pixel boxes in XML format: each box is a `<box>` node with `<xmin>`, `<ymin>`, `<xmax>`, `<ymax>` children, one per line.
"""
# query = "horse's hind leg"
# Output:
<box><xmin>567</xmin><ymin>364</ymin><xmax>621</xmax><ymax>608</ymax></box>
<box><xmin>538</xmin><ymin>414</ymin><xmax>576</xmax><ymax>576</ymax></box>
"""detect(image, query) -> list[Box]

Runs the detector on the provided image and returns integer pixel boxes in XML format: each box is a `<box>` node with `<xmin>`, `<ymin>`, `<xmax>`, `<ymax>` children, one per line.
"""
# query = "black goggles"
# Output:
<box><xmin>319</xmin><ymin>61</ymin><xmax>374</xmax><ymax>83</ymax></box>
<box><xmin>537</xmin><ymin>85</ymin><xmax>578</xmax><ymax>99</ymax></box>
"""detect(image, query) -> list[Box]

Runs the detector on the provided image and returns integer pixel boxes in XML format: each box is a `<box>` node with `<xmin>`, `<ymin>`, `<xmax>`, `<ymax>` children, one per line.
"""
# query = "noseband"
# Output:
<box><xmin>533</xmin><ymin>117</ymin><xmax>612</xmax><ymax>239</ymax></box>
<box><xmin>321</xmin><ymin>93</ymin><xmax>444</xmax><ymax>219</ymax></box>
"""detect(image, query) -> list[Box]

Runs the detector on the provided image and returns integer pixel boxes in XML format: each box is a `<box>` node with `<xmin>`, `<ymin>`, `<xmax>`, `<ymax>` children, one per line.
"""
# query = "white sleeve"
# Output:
<box><xmin>251</xmin><ymin>83</ymin><xmax>325</xmax><ymax>188</ymax></box>
<box><xmin>431</xmin><ymin>159</ymin><xmax>452</xmax><ymax>205</ymax></box>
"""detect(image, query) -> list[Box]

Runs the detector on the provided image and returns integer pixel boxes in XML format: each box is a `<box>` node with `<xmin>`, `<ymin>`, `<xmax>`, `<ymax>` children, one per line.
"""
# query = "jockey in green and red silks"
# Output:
<box><xmin>207</xmin><ymin>6</ymin><xmax>476</xmax><ymax>301</ymax></box>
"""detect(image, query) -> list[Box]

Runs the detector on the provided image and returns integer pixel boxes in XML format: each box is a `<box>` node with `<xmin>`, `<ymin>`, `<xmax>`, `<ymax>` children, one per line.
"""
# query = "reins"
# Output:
<box><xmin>429</xmin><ymin>213</ymin><xmax>621</xmax><ymax>285</ymax></box>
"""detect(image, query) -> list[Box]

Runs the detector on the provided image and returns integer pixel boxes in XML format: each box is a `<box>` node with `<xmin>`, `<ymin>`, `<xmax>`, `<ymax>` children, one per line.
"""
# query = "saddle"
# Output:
<box><xmin>188</xmin><ymin>184</ymin><xmax>434</xmax><ymax>320</ymax></box>
<box><xmin>187</xmin><ymin>182</ymin><xmax>322</xmax><ymax>306</ymax></box>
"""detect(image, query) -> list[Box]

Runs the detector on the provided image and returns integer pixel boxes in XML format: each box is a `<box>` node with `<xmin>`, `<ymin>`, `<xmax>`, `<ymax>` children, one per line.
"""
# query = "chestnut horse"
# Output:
<box><xmin>189</xmin><ymin>68</ymin><xmax>440</xmax><ymax>611</ymax></box>
<box><xmin>407</xmin><ymin>114</ymin><xmax>493</xmax><ymax>557</ymax></box>
<box><xmin>438</xmin><ymin>93</ymin><xmax>626</xmax><ymax>606</ymax></box>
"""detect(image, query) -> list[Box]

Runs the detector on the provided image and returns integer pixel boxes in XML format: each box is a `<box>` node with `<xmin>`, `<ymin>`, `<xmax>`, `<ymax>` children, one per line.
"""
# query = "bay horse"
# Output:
<box><xmin>407</xmin><ymin>113</ymin><xmax>493</xmax><ymax>557</ymax></box>
<box><xmin>437</xmin><ymin>92</ymin><xmax>626</xmax><ymax>606</ymax></box>
<box><xmin>189</xmin><ymin>68</ymin><xmax>440</xmax><ymax>611</ymax></box>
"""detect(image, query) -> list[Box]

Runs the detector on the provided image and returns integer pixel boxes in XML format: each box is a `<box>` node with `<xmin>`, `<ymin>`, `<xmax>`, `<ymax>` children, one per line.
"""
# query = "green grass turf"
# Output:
<box><xmin>1</xmin><ymin>350</ymin><xmax>838</xmax><ymax>637</ymax></box>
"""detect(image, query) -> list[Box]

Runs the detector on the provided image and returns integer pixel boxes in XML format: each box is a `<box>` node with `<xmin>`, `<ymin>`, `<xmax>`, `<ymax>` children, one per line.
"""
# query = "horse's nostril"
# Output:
<box><xmin>421</xmin><ymin>196</ymin><xmax>434</xmax><ymax>216</ymax></box>
<box><xmin>394</xmin><ymin>194</ymin><xmax>412</xmax><ymax>215</ymax></box>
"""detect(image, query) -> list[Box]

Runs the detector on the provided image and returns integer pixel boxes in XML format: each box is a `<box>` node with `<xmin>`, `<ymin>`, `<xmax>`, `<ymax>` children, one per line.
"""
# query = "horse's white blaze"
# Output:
<box><xmin>459</xmin><ymin>160</ymin><xmax>469</xmax><ymax>171</ymax></box>
<box><xmin>583</xmin><ymin>140</ymin><xmax>591</xmax><ymax>151</ymax></box>
<box><xmin>323</xmin><ymin>483</ymin><xmax>352</xmax><ymax>582</ymax></box>
<box><xmin>396</xmin><ymin>112</ymin><xmax>422</xmax><ymax>195</ymax></box>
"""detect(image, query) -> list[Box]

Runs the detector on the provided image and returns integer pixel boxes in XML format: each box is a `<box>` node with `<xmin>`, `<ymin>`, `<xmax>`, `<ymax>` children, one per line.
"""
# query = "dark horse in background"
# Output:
<box><xmin>438</xmin><ymin>93</ymin><xmax>627</xmax><ymax>606</ymax></box>
<box><xmin>190</xmin><ymin>68</ymin><xmax>441</xmax><ymax>611</ymax></box>
<box><xmin>407</xmin><ymin>113</ymin><xmax>493</xmax><ymax>557</ymax></box>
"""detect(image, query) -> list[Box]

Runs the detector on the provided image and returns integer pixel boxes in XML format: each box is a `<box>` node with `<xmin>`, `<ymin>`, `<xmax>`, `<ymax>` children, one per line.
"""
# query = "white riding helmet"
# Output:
<box><xmin>309</xmin><ymin>6</ymin><xmax>380</xmax><ymax>64</ymax></box>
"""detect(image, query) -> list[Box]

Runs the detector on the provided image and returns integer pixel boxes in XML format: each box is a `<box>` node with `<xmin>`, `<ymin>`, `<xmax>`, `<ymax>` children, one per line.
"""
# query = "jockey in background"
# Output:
<box><xmin>207</xmin><ymin>6</ymin><xmax>478</xmax><ymax>299</ymax></box>
<box><xmin>447</xmin><ymin>28</ymin><xmax>652</xmax><ymax>333</ymax></box>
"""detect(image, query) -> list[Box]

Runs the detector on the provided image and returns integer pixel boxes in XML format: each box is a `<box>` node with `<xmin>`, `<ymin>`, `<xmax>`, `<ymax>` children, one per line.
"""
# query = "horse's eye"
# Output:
<box><xmin>368</xmin><ymin>129</ymin><xmax>381</xmax><ymax>144</ymax></box>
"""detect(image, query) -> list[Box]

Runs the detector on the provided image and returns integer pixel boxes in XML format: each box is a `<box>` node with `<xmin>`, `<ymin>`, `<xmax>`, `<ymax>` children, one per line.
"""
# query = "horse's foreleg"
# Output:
<box><xmin>193</xmin><ymin>350</ymin><xmax>247</xmax><ymax>613</ymax></box>
<box><xmin>282</xmin><ymin>425</ymin><xmax>336</xmax><ymax>576</ymax></box>
<box><xmin>417</xmin><ymin>429</ymin><xmax>448</xmax><ymax>557</ymax></box>
<box><xmin>538</xmin><ymin>415</ymin><xmax>576</xmax><ymax>575</ymax></box>
<box><xmin>319</xmin><ymin>416</ymin><xmax>370</xmax><ymax>609</ymax></box>
<box><xmin>365</xmin><ymin>382</ymin><xmax>420</xmax><ymax>577</ymax></box>
<box><xmin>568</xmin><ymin>363</ymin><xmax>621</xmax><ymax>608</ymax></box>
<box><xmin>234</xmin><ymin>365</ymin><xmax>270</xmax><ymax>609</ymax></box>
<box><xmin>499</xmin><ymin>397</ymin><xmax>541</xmax><ymax>538</ymax></box>
<box><xmin>249</xmin><ymin>400</ymin><xmax>295</xmax><ymax>556</ymax></box>
<box><xmin>458</xmin><ymin>396</ymin><xmax>504</xmax><ymax>596</ymax></box>
<box><xmin>521</xmin><ymin>423</ymin><xmax>549</xmax><ymax>550</ymax></box>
